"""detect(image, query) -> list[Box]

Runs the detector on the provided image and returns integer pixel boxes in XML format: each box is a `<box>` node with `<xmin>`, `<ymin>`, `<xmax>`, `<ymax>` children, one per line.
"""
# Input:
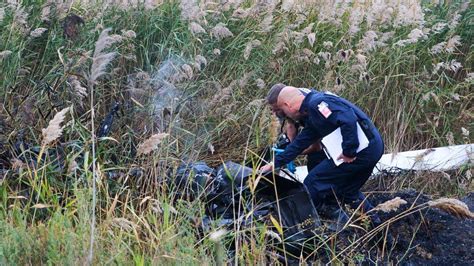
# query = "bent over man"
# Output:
<box><xmin>266</xmin><ymin>84</ymin><xmax>327</xmax><ymax>172</ymax></box>
<box><xmin>261</xmin><ymin>84</ymin><xmax>384</xmax><ymax>214</ymax></box>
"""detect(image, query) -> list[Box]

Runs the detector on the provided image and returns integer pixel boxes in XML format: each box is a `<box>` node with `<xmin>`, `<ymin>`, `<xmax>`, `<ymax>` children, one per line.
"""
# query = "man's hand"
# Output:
<box><xmin>337</xmin><ymin>154</ymin><xmax>356</xmax><ymax>163</ymax></box>
<box><xmin>259</xmin><ymin>163</ymin><xmax>274</xmax><ymax>174</ymax></box>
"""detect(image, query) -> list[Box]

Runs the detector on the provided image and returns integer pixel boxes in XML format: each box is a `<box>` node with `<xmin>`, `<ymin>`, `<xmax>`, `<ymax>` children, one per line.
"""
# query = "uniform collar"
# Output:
<box><xmin>298</xmin><ymin>91</ymin><xmax>316</xmax><ymax>114</ymax></box>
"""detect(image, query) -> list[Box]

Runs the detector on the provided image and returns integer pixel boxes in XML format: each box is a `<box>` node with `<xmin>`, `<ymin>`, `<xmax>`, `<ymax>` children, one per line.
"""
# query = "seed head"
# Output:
<box><xmin>42</xmin><ymin>107</ymin><xmax>70</xmax><ymax>146</ymax></box>
<box><xmin>428</xmin><ymin>198</ymin><xmax>474</xmax><ymax>219</ymax></box>
<box><xmin>30</xmin><ymin>27</ymin><xmax>48</xmax><ymax>38</ymax></box>
<box><xmin>374</xmin><ymin>197</ymin><xmax>407</xmax><ymax>213</ymax></box>
<box><xmin>136</xmin><ymin>133</ymin><xmax>169</xmax><ymax>156</ymax></box>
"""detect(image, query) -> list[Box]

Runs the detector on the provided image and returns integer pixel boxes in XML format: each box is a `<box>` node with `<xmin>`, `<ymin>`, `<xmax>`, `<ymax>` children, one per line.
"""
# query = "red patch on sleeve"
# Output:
<box><xmin>318</xmin><ymin>101</ymin><xmax>332</xmax><ymax>118</ymax></box>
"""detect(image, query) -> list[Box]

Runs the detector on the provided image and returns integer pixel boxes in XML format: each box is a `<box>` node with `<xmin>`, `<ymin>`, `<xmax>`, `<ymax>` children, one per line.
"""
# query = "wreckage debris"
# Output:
<box><xmin>97</xmin><ymin>102</ymin><xmax>120</xmax><ymax>138</ymax></box>
<box><xmin>175</xmin><ymin>161</ymin><xmax>322</xmax><ymax>256</ymax></box>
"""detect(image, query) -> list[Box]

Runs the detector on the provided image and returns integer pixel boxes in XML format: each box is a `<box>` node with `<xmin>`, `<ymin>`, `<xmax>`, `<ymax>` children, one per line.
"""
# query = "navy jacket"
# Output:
<box><xmin>274</xmin><ymin>90</ymin><xmax>374</xmax><ymax>168</ymax></box>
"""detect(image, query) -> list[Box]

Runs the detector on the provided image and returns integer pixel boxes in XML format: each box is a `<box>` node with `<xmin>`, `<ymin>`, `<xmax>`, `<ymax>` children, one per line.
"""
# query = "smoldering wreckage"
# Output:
<box><xmin>1</xmin><ymin>103</ymin><xmax>473</xmax><ymax>264</ymax></box>
<box><xmin>125</xmin><ymin>147</ymin><xmax>474</xmax><ymax>264</ymax></box>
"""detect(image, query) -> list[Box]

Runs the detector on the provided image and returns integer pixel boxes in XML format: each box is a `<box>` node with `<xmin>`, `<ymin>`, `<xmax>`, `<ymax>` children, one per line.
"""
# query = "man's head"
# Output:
<box><xmin>266</xmin><ymin>83</ymin><xmax>286</xmax><ymax>118</ymax></box>
<box><xmin>266</xmin><ymin>84</ymin><xmax>306</xmax><ymax>120</ymax></box>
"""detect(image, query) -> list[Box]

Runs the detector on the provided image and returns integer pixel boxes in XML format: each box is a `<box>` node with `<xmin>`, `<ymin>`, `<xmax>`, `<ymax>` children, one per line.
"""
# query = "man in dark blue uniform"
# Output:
<box><xmin>261</xmin><ymin>84</ymin><xmax>384</xmax><ymax>216</ymax></box>
<box><xmin>267</xmin><ymin>84</ymin><xmax>327</xmax><ymax>172</ymax></box>
<box><xmin>280</xmin><ymin>118</ymin><xmax>327</xmax><ymax>171</ymax></box>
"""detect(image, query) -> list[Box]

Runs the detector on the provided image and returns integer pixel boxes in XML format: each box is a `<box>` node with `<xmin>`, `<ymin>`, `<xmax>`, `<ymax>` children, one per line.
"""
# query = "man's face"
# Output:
<box><xmin>271</xmin><ymin>101</ymin><xmax>301</xmax><ymax>121</ymax></box>
<box><xmin>280</xmin><ymin>102</ymin><xmax>301</xmax><ymax>120</ymax></box>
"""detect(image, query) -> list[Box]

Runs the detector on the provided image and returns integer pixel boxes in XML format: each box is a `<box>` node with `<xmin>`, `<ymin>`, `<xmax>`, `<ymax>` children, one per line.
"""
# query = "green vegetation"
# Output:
<box><xmin>0</xmin><ymin>0</ymin><xmax>472</xmax><ymax>264</ymax></box>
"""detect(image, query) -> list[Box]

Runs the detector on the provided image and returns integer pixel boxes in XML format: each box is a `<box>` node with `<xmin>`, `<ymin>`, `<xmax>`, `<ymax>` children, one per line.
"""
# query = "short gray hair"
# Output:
<box><xmin>266</xmin><ymin>83</ymin><xmax>286</xmax><ymax>105</ymax></box>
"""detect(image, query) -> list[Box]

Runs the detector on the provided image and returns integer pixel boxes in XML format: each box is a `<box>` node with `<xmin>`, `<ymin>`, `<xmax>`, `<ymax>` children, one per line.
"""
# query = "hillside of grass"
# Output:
<box><xmin>0</xmin><ymin>0</ymin><xmax>472</xmax><ymax>264</ymax></box>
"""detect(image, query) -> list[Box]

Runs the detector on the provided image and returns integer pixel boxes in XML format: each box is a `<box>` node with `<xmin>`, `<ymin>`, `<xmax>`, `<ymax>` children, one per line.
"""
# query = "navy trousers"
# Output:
<box><xmin>306</xmin><ymin>150</ymin><xmax>327</xmax><ymax>172</ymax></box>
<box><xmin>303</xmin><ymin>128</ymin><xmax>384</xmax><ymax>208</ymax></box>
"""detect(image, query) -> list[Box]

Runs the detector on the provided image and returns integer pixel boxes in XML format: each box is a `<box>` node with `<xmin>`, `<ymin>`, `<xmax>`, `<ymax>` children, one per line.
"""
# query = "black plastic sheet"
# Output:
<box><xmin>176</xmin><ymin>161</ymin><xmax>322</xmax><ymax>256</ymax></box>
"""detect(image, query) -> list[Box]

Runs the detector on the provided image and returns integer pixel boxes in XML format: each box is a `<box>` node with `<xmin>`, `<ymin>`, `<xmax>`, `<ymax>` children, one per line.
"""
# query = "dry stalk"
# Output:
<box><xmin>87</xmin><ymin>27</ymin><xmax>121</xmax><ymax>264</ymax></box>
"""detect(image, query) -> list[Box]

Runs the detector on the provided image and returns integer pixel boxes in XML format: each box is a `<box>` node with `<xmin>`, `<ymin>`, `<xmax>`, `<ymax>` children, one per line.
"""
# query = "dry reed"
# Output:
<box><xmin>373</xmin><ymin>197</ymin><xmax>408</xmax><ymax>213</ymax></box>
<box><xmin>427</xmin><ymin>198</ymin><xmax>474</xmax><ymax>219</ymax></box>
<box><xmin>136</xmin><ymin>133</ymin><xmax>169</xmax><ymax>156</ymax></box>
<box><xmin>41</xmin><ymin>107</ymin><xmax>70</xmax><ymax>146</ymax></box>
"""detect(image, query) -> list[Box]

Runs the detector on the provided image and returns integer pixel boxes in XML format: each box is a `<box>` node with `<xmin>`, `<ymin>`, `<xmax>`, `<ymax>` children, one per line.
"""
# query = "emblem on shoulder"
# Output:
<box><xmin>317</xmin><ymin>101</ymin><xmax>332</xmax><ymax>118</ymax></box>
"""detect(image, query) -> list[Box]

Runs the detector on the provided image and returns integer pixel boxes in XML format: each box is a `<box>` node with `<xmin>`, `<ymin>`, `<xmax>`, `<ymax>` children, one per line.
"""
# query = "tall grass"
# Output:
<box><xmin>0</xmin><ymin>0</ymin><xmax>472</xmax><ymax>264</ymax></box>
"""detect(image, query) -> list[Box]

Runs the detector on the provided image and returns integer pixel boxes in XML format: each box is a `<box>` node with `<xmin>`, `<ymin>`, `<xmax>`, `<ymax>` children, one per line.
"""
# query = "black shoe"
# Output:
<box><xmin>317</xmin><ymin>203</ymin><xmax>339</xmax><ymax>219</ymax></box>
<box><xmin>327</xmin><ymin>207</ymin><xmax>350</xmax><ymax>232</ymax></box>
<box><xmin>349</xmin><ymin>193</ymin><xmax>375</xmax><ymax>213</ymax></box>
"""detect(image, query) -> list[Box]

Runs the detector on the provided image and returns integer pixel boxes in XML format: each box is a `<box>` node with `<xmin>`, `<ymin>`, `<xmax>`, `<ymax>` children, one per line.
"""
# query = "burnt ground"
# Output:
<box><xmin>326</xmin><ymin>189</ymin><xmax>474</xmax><ymax>265</ymax></box>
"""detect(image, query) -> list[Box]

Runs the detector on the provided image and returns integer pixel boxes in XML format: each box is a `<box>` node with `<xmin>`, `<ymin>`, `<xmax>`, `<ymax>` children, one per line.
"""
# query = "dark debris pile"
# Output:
<box><xmin>175</xmin><ymin>162</ymin><xmax>474</xmax><ymax>264</ymax></box>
